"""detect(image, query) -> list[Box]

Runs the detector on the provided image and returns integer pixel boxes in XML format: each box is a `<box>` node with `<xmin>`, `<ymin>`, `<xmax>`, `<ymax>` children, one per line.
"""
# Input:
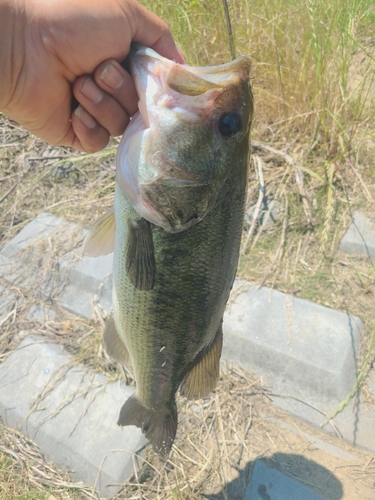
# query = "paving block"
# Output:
<box><xmin>27</xmin><ymin>304</ymin><xmax>57</xmax><ymax>323</ymax></box>
<box><xmin>0</xmin><ymin>335</ymin><xmax>147</xmax><ymax>498</ymax></box>
<box><xmin>0</xmin><ymin>212</ymin><xmax>113</xmax><ymax>319</ymax></box>
<box><xmin>0</xmin><ymin>285</ymin><xmax>15</xmax><ymax>316</ymax></box>
<box><xmin>1</xmin><ymin>213</ymin><xmax>74</xmax><ymax>257</ymax></box>
<box><xmin>261</xmin><ymin>416</ymin><xmax>357</xmax><ymax>462</ymax></box>
<box><xmin>0</xmin><ymin>212</ymin><xmax>82</xmax><ymax>292</ymax></box>
<box><xmin>222</xmin><ymin>281</ymin><xmax>375</xmax><ymax>451</ymax></box>
<box><xmin>276</xmin><ymin>384</ymin><xmax>375</xmax><ymax>454</ymax></box>
<box><xmin>223</xmin><ymin>280</ymin><xmax>362</xmax><ymax>403</ymax></box>
<box><xmin>245</xmin><ymin>198</ymin><xmax>280</xmax><ymax>228</ymax></box>
<box><xmin>245</xmin><ymin>459</ymin><xmax>333</xmax><ymax>500</ymax></box>
<box><xmin>339</xmin><ymin>211</ymin><xmax>375</xmax><ymax>258</ymax></box>
<box><xmin>58</xmin><ymin>252</ymin><xmax>113</xmax><ymax>320</ymax></box>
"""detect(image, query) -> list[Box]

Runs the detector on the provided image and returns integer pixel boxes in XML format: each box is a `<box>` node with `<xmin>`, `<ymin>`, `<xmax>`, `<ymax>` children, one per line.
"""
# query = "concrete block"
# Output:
<box><xmin>27</xmin><ymin>304</ymin><xmax>57</xmax><ymax>323</ymax></box>
<box><xmin>339</xmin><ymin>211</ymin><xmax>375</xmax><ymax>258</ymax></box>
<box><xmin>274</xmin><ymin>385</ymin><xmax>375</xmax><ymax>454</ymax></box>
<box><xmin>261</xmin><ymin>415</ymin><xmax>357</xmax><ymax>462</ymax></box>
<box><xmin>1</xmin><ymin>213</ymin><xmax>73</xmax><ymax>257</ymax></box>
<box><xmin>245</xmin><ymin>459</ymin><xmax>332</xmax><ymax>500</ymax></box>
<box><xmin>0</xmin><ymin>212</ymin><xmax>113</xmax><ymax>319</ymax></box>
<box><xmin>222</xmin><ymin>281</ymin><xmax>374</xmax><ymax>451</ymax></box>
<box><xmin>0</xmin><ymin>212</ymin><xmax>82</xmax><ymax>292</ymax></box>
<box><xmin>0</xmin><ymin>335</ymin><xmax>147</xmax><ymax>498</ymax></box>
<box><xmin>223</xmin><ymin>280</ymin><xmax>362</xmax><ymax>402</ymax></box>
<box><xmin>245</xmin><ymin>198</ymin><xmax>280</xmax><ymax>228</ymax></box>
<box><xmin>58</xmin><ymin>252</ymin><xmax>113</xmax><ymax>319</ymax></box>
<box><xmin>0</xmin><ymin>285</ymin><xmax>15</xmax><ymax>316</ymax></box>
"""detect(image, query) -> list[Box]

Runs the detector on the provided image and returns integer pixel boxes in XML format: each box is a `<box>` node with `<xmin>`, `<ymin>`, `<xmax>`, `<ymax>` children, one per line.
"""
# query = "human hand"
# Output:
<box><xmin>0</xmin><ymin>0</ymin><xmax>184</xmax><ymax>152</ymax></box>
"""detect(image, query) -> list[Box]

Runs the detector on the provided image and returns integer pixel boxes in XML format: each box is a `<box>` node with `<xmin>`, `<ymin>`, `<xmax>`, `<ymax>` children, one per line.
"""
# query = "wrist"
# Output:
<box><xmin>0</xmin><ymin>0</ymin><xmax>27</xmax><ymax>113</ymax></box>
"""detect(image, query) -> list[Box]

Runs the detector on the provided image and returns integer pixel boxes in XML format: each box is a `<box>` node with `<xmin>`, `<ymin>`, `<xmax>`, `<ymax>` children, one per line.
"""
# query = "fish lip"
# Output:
<box><xmin>130</xmin><ymin>43</ymin><xmax>252</xmax><ymax>79</ymax></box>
<box><xmin>129</xmin><ymin>44</ymin><xmax>252</xmax><ymax>108</ymax></box>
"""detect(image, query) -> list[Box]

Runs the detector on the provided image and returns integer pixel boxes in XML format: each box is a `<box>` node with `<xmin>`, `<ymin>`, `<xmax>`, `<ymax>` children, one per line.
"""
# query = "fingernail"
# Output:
<box><xmin>99</xmin><ymin>62</ymin><xmax>124</xmax><ymax>90</ymax></box>
<box><xmin>80</xmin><ymin>77</ymin><xmax>102</xmax><ymax>103</ymax></box>
<box><xmin>75</xmin><ymin>105</ymin><xmax>96</xmax><ymax>129</ymax></box>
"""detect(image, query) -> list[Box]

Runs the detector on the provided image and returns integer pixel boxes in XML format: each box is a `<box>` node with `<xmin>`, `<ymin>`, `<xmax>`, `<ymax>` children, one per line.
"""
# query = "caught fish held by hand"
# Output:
<box><xmin>83</xmin><ymin>44</ymin><xmax>254</xmax><ymax>455</ymax></box>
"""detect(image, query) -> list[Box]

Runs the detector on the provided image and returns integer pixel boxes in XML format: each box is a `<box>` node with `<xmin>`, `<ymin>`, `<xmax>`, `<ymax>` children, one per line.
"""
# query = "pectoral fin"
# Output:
<box><xmin>82</xmin><ymin>207</ymin><xmax>115</xmax><ymax>257</ymax></box>
<box><xmin>179</xmin><ymin>325</ymin><xmax>223</xmax><ymax>400</ymax></box>
<box><xmin>103</xmin><ymin>316</ymin><xmax>132</xmax><ymax>369</ymax></box>
<box><xmin>126</xmin><ymin>218</ymin><xmax>155</xmax><ymax>291</ymax></box>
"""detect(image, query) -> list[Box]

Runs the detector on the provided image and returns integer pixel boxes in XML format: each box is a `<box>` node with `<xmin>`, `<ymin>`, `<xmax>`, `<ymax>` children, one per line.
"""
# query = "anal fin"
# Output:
<box><xmin>118</xmin><ymin>394</ymin><xmax>177</xmax><ymax>456</ymax></box>
<box><xmin>179</xmin><ymin>325</ymin><xmax>223</xmax><ymax>400</ymax></box>
<box><xmin>103</xmin><ymin>316</ymin><xmax>132</xmax><ymax>370</ymax></box>
<box><xmin>83</xmin><ymin>207</ymin><xmax>115</xmax><ymax>257</ymax></box>
<box><xmin>126</xmin><ymin>217</ymin><xmax>155</xmax><ymax>291</ymax></box>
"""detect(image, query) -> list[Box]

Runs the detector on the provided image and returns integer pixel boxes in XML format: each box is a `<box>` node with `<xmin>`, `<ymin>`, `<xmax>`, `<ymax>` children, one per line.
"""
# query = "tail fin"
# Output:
<box><xmin>118</xmin><ymin>394</ymin><xmax>177</xmax><ymax>456</ymax></box>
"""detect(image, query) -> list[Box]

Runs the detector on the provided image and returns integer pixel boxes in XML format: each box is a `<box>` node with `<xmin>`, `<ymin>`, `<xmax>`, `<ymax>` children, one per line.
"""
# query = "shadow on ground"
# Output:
<box><xmin>204</xmin><ymin>452</ymin><xmax>343</xmax><ymax>500</ymax></box>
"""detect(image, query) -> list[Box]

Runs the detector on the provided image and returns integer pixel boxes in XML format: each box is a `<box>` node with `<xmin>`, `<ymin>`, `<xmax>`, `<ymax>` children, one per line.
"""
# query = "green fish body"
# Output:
<box><xmin>84</xmin><ymin>45</ymin><xmax>253</xmax><ymax>455</ymax></box>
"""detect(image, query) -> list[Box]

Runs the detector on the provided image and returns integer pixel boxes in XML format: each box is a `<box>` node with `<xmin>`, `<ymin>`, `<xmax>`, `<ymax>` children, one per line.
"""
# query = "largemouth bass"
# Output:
<box><xmin>83</xmin><ymin>44</ymin><xmax>253</xmax><ymax>455</ymax></box>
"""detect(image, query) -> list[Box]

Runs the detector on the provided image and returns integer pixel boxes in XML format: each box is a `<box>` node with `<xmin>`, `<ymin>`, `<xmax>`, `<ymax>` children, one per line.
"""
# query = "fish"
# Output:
<box><xmin>83</xmin><ymin>44</ymin><xmax>254</xmax><ymax>455</ymax></box>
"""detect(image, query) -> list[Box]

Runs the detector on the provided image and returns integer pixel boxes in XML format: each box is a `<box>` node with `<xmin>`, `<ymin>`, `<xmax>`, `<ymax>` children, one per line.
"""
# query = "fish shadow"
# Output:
<box><xmin>204</xmin><ymin>452</ymin><xmax>343</xmax><ymax>500</ymax></box>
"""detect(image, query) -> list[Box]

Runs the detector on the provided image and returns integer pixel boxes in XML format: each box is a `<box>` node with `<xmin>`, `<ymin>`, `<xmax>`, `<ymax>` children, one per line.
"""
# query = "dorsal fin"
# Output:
<box><xmin>82</xmin><ymin>207</ymin><xmax>115</xmax><ymax>257</ymax></box>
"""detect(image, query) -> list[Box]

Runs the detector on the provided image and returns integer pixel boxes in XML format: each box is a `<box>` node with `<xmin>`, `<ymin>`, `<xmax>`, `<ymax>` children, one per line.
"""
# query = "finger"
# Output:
<box><xmin>93</xmin><ymin>60</ymin><xmax>138</xmax><ymax>117</ymax></box>
<box><xmin>129</xmin><ymin>0</ymin><xmax>185</xmax><ymax>63</ymax></box>
<box><xmin>73</xmin><ymin>75</ymin><xmax>130</xmax><ymax>137</ymax></box>
<box><xmin>71</xmin><ymin>105</ymin><xmax>110</xmax><ymax>153</ymax></box>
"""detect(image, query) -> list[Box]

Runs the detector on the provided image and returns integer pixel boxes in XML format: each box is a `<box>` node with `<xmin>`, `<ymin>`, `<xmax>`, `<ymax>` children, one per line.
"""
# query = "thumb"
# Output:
<box><xmin>128</xmin><ymin>0</ymin><xmax>185</xmax><ymax>63</ymax></box>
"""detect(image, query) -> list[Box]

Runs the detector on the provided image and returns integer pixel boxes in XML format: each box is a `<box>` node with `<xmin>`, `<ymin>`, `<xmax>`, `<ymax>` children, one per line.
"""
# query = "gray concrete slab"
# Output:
<box><xmin>245</xmin><ymin>459</ymin><xmax>334</xmax><ymax>500</ymax></box>
<box><xmin>222</xmin><ymin>281</ymin><xmax>375</xmax><ymax>452</ymax></box>
<box><xmin>223</xmin><ymin>280</ymin><xmax>362</xmax><ymax>402</ymax></box>
<box><xmin>245</xmin><ymin>198</ymin><xmax>280</xmax><ymax>228</ymax></box>
<box><xmin>273</xmin><ymin>385</ymin><xmax>375</xmax><ymax>453</ymax></box>
<box><xmin>58</xmin><ymin>252</ymin><xmax>113</xmax><ymax>320</ymax></box>
<box><xmin>0</xmin><ymin>285</ymin><xmax>15</xmax><ymax>316</ymax></box>
<box><xmin>1</xmin><ymin>213</ymin><xmax>73</xmax><ymax>256</ymax></box>
<box><xmin>339</xmin><ymin>211</ymin><xmax>375</xmax><ymax>258</ymax></box>
<box><xmin>27</xmin><ymin>304</ymin><xmax>57</xmax><ymax>322</ymax></box>
<box><xmin>0</xmin><ymin>212</ymin><xmax>113</xmax><ymax>319</ymax></box>
<box><xmin>0</xmin><ymin>335</ymin><xmax>147</xmax><ymax>498</ymax></box>
<box><xmin>261</xmin><ymin>415</ymin><xmax>357</xmax><ymax>462</ymax></box>
<box><xmin>0</xmin><ymin>212</ymin><xmax>81</xmax><ymax>292</ymax></box>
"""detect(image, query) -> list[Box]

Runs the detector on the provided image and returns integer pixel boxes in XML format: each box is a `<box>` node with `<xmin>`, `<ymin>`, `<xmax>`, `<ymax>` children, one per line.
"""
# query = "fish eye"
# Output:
<box><xmin>218</xmin><ymin>112</ymin><xmax>242</xmax><ymax>138</ymax></box>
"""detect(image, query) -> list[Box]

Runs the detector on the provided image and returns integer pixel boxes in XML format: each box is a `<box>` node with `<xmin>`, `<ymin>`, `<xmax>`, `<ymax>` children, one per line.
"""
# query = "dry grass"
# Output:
<box><xmin>1</xmin><ymin>0</ymin><xmax>375</xmax><ymax>497</ymax></box>
<box><xmin>0</xmin><ymin>423</ymin><xmax>95</xmax><ymax>499</ymax></box>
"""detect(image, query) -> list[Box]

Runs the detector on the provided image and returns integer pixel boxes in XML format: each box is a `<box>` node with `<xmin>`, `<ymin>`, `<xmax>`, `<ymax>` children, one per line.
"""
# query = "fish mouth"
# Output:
<box><xmin>130</xmin><ymin>43</ymin><xmax>252</xmax><ymax>127</ymax></box>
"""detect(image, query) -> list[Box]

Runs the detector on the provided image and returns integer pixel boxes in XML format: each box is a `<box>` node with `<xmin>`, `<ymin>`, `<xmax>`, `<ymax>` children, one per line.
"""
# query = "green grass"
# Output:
<box><xmin>141</xmin><ymin>0</ymin><xmax>375</xmax><ymax>149</ymax></box>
